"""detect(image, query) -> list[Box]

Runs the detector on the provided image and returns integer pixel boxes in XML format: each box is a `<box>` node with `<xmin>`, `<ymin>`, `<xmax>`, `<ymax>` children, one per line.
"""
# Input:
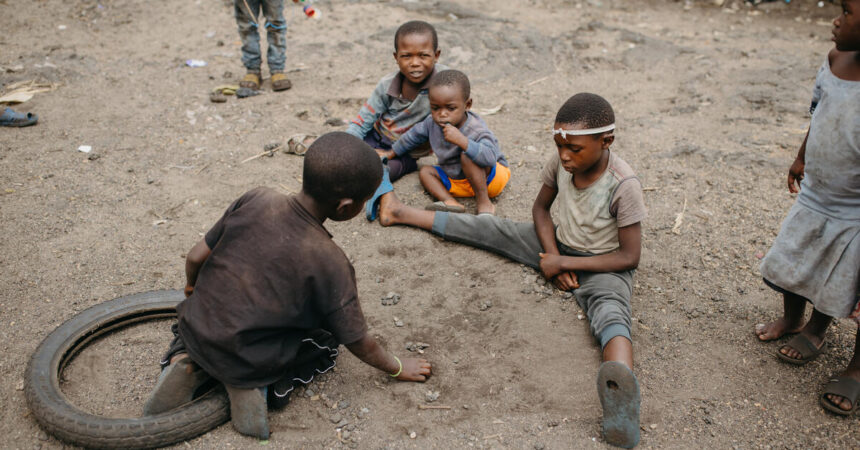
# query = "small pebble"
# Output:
<box><xmin>329</xmin><ymin>414</ymin><xmax>342</xmax><ymax>424</ymax></box>
<box><xmin>409</xmin><ymin>431</ymin><xmax>417</xmax><ymax>439</ymax></box>
<box><xmin>336</xmin><ymin>419</ymin><xmax>349</xmax><ymax>428</ymax></box>
<box><xmin>37</xmin><ymin>431</ymin><xmax>48</xmax><ymax>441</ymax></box>
<box><xmin>650</xmin><ymin>423</ymin><xmax>657</xmax><ymax>430</ymax></box>
<box><xmin>534</xmin><ymin>444</ymin><xmax>545</xmax><ymax>450</ymax></box>
<box><xmin>394</xmin><ymin>319</ymin><xmax>404</xmax><ymax>327</ymax></box>
<box><xmin>425</xmin><ymin>390</ymin><xmax>440</xmax><ymax>402</ymax></box>
<box><xmin>338</xmin><ymin>400</ymin><xmax>350</xmax><ymax>409</ymax></box>
<box><xmin>342</xmin><ymin>430</ymin><xmax>351</xmax><ymax>440</ymax></box>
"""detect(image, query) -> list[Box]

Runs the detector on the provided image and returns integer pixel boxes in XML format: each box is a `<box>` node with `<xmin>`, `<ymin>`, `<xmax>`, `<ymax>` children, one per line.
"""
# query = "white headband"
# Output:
<box><xmin>552</xmin><ymin>124</ymin><xmax>615</xmax><ymax>139</ymax></box>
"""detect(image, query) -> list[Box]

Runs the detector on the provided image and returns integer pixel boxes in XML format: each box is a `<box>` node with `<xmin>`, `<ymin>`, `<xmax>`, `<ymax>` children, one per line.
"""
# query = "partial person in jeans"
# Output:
<box><xmin>376</xmin><ymin>93</ymin><xmax>646</xmax><ymax>449</ymax></box>
<box><xmin>234</xmin><ymin>0</ymin><xmax>293</xmax><ymax>91</ymax></box>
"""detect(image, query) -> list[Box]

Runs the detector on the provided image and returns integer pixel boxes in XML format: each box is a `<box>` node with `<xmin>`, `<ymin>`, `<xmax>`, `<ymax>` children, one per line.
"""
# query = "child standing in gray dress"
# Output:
<box><xmin>754</xmin><ymin>0</ymin><xmax>860</xmax><ymax>416</ymax></box>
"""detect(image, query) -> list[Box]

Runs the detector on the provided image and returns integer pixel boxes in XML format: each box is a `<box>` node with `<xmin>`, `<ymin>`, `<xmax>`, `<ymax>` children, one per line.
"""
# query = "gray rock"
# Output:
<box><xmin>329</xmin><ymin>413</ymin><xmax>342</xmax><ymax>424</ymax></box>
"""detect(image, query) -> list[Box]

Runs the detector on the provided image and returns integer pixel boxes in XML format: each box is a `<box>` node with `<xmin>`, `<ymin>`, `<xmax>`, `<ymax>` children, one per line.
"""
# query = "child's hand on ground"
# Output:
<box><xmin>184</xmin><ymin>284</ymin><xmax>194</xmax><ymax>297</ymax></box>
<box><xmin>787</xmin><ymin>158</ymin><xmax>805</xmax><ymax>193</ymax></box>
<box><xmin>375</xmin><ymin>148</ymin><xmax>396</xmax><ymax>160</ymax></box>
<box><xmin>552</xmin><ymin>271</ymin><xmax>580</xmax><ymax>291</ymax></box>
<box><xmin>396</xmin><ymin>357</ymin><xmax>432</xmax><ymax>382</ymax></box>
<box><xmin>441</xmin><ymin>123</ymin><xmax>469</xmax><ymax>149</ymax></box>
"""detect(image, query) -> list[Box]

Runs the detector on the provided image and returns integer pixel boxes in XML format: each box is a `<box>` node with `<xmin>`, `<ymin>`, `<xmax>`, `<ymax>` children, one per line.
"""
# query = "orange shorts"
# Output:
<box><xmin>433</xmin><ymin>162</ymin><xmax>511</xmax><ymax>198</ymax></box>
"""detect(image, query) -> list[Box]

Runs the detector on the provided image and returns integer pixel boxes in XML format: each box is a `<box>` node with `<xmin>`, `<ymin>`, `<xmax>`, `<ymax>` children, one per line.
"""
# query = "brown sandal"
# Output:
<box><xmin>239</xmin><ymin>72</ymin><xmax>261</xmax><ymax>90</ymax></box>
<box><xmin>271</xmin><ymin>72</ymin><xmax>292</xmax><ymax>91</ymax></box>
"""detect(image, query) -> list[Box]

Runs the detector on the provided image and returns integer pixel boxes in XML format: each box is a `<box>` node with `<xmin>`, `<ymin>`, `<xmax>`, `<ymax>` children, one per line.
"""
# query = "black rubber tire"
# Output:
<box><xmin>25</xmin><ymin>290</ymin><xmax>229</xmax><ymax>449</ymax></box>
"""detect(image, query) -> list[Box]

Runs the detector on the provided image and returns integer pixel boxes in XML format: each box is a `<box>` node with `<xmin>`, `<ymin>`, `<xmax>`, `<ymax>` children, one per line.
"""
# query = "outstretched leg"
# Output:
<box><xmin>755</xmin><ymin>291</ymin><xmax>807</xmax><ymax>341</ymax></box>
<box><xmin>378</xmin><ymin>191</ymin><xmax>435</xmax><ymax>230</ymax></box>
<box><xmin>460</xmin><ymin>153</ymin><xmax>494</xmax><ymax>215</ymax></box>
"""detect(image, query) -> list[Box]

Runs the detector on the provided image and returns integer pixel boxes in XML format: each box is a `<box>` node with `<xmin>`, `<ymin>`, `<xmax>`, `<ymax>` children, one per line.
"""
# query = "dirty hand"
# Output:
<box><xmin>184</xmin><ymin>284</ymin><xmax>194</xmax><ymax>298</ymax></box>
<box><xmin>787</xmin><ymin>158</ymin><xmax>804</xmax><ymax>194</ymax></box>
<box><xmin>441</xmin><ymin>123</ymin><xmax>469</xmax><ymax>149</ymax></box>
<box><xmin>396</xmin><ymin>357</ymin><xmax>432</xmax><ymax>382</ymax></box>
<box><xmin>375</xmin><ymin>148</ymin><xmax>396</xmax><ymax>160</ymax></box>
<box><xmin>553</xmin><ymin>271</ymin><xmax>580</xmax><ymax>291</ymax></box>
<box><xmin>538</xmin><ymin>252</ymin><xmax>565</xmax><ymax>280</ymax></box>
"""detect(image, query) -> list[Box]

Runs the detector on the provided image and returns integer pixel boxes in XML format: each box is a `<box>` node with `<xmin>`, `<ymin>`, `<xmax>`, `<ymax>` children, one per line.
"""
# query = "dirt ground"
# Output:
<box><xmin>1</xmin><ymin>0</ymin><xmax>859</xmax><ymax>448</ymax></box>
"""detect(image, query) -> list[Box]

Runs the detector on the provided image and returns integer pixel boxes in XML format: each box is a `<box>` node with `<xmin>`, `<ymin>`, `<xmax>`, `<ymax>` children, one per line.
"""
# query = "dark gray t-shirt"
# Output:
<box><xmin>177</xmin><ymin>187</ymin><xmax>367</xmax><ymax>388</ymax></box>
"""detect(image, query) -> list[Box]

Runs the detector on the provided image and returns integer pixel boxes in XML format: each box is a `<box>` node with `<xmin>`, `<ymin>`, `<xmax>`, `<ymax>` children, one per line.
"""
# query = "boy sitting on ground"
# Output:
<box><xmin>374</xmin><ymin>70</ymin><xmax>509</xmax><ymax>216</ymax></box>
<box><xmin>376</xmin><ymin>94</ymin><xmax>645</xmax><ymax>448</ymax></box>
<box><xmin>143</xmin><ymin>132</ymin><xmax>431</xmax><ymax>440</ymax></box>
<box><xmin>345</xmin><ymin>20</ymin><xmax>448</xmax><ymax>187</ymax></box>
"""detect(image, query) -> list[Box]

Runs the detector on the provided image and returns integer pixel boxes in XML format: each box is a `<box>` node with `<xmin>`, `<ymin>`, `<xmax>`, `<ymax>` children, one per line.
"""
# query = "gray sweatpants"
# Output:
<box><xmin>432</xmin><ymin>212</ymin><xmax>634</xmax><ymax>348</ymax></box>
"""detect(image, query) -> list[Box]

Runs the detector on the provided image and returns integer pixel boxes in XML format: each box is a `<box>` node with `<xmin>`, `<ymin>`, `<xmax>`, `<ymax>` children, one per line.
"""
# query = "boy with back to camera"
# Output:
<box><xmin>346</xmin><ymin>20</ymin><xmax>448</xmax><ymax>194</ymax></box>
<box><xmin>143</xmin><ymin>132</ymin><xmax>431</xmax><ymax>440</ymax></box>
<box><xmin>372</xmin><ymin>70</ymin><xmax>510</xmax><ymax>216</ymax></box>
<box><xmin>376</xmin><ymin>94</ymin><xmax>645</xmax><ymax>448</ymax></box>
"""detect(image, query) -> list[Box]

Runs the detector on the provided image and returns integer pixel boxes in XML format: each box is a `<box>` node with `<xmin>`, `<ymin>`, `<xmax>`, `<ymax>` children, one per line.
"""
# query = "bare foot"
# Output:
<box><xmin>824</xmin><ymin>368</ymin><xmax>860</xmax><ymax>412</ymax></box>
<box><xmin>477</xmin><ymin>200</ymin><xmax>495</xmax><ymax>215</ymax></box>
<box><xmin>754</xmin><ymin>318</ymin><xmax>803</xmax><ymax>341</ymax></box>
<box><xmin>443</xmin><ymin>199</ymin><xmax>465</xmax><ymax>209</ymax></box>
<box><xmin>378</xmin><ymin>192</ymin><xmax>400</xmax><ymax>227</ymax></box>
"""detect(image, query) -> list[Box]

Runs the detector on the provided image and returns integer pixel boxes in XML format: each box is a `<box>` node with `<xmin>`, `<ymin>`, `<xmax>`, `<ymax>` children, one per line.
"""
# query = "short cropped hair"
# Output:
<box><xmin>555</xmin><ymin>93</ymin><xmax>615</xmax><ymax>130</ymax></box>
<box><xmin>303</xmin><ymin>132</ymin><xmax>382</xmax><ymax>204</ymax></box>
<box><xmin>394</xmin><ymin>20</ymin><xmax>438</xmax><ymax>51</ymax></box>
<box><xmin>429</xmin><ymin>69</ymin><xmax>470</xmax><ymax>100</ymax></box>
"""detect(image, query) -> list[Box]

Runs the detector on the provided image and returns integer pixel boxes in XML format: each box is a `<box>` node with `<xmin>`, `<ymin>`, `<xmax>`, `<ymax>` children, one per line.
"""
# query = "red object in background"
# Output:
<box><xmin>303</xmin><ymin>4</ymin><xmax>319</xmax><ymax>18</ymax></box>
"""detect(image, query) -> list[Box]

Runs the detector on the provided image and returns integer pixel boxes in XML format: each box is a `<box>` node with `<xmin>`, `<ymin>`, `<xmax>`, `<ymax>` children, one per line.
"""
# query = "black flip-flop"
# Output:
<box><xmin>0</xmin><ymin>107</ymin><xmax>38</xmax><ymax>127</ymax></box>
<box><xmin>597</xmin><ymin>361</ymin><xmax>640</xmax><ymax>448</ymax></box>
<box><xmin>820</xmin><ymin>376</ymin><xmax>860</xmax><ymax>416</ymax></box>
<box><xmin>777</xmin><ymin>334</ymin><xmax>827</xmax><ymax>365</ymax></box>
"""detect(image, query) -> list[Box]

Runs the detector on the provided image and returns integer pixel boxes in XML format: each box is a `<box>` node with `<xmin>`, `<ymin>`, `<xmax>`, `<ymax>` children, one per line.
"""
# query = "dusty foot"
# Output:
<box><xmin>824</xmin><ymin>368</ymin><xmax>860</xmax><ymax>412</ymax></box>
<box><xmin>778</xmin><ymin>331</ymin><xmax>825</xmax><ymax>361</ymax></box>
<box><xmin>754</xmin><ymin>317</ymin><xmax>804</xmax><ymax>341</ymax></box>
<box><xmin>476</xmin><ymin>199</ymin><xmax>495</xmax><ymax>215</ymax></box>
<box><xmin>378</xmin><ymin>192</ymin><xmax>401</xmax><ymax>227</ymax></box>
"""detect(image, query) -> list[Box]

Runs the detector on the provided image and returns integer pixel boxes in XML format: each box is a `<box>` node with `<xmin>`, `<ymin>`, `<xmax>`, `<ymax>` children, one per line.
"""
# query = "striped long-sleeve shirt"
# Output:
<box><xmin>345</xmin><ymin>65</ymin><xmax>448</xmax><ymax>146</ymax></box>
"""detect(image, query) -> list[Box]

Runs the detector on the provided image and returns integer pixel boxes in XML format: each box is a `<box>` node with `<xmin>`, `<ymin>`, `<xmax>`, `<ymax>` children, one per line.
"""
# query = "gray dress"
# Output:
<box><xmin>760</xmin><ymin>58</ymin><xmax>860</xmax><ymax>318</ymax></box>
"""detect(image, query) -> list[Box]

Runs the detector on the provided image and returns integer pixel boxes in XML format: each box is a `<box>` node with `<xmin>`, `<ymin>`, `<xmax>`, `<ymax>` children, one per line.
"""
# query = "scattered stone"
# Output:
<box><xmin>650</xmin><ymin>423</ymin><xmax>657</xmax><ymax>430</ymax></box>
<box><xmin>547</xmin><ymin>420</ymin><xmax>559</xmax><ymax>428</ymax></box>
<box><xmin>236</xmin><ymin>87</ymin><xmax>259</xmax><ymax>98</ymax></box>
<box><xmin>394</xmin><ymin>318</ymin><xmax>404</xmax><ymax>327</ymax></box>
<box><xmin>324</xmin><ymin>117</ymin><xmax>347</xmax><ymax>126</ymax></box>
<box><xmin>425</xmin><ymin>390</ymin><xmax>440</xmax><ymax>402</ymax></box>
<box><xmin>36</xmin><ymin>431</ymin><xmax>48</xmax><ymax>441</ymax></box>
<box><xmin>329</xmin><ymin>413</ymin><xmax>342</xmax><ymax>424</ymax></box>
<box><xmin>342</xmin><ymin>430</ymin><xmax>351</xmax><ymax>440</ymax></box>
<box><xmin>478</xmin><ymin>300</ymin><xmax>492</xmax><ymax>311</ymax></box>
<box><xmin>264</xmin><ymin>142</ymin><xmax>282</xmax><ymax>152</ymax></box>
<box><xmin>562</xmin><ymin>291</ymin><xmax>573</xmax><ymax>299</ymax></box>
<box><xmin>336</xmin><ymin>419</ymin><xmax>349</xmax><ymax>428</ymax></box>
<box><xmin>376</xmin><ymin>276</ymin><xmax>384</xmax><ymax>283</ymax></box>
<box><xmin>338</xmin><ymin>400</ymin><xmax>350</xmax><ymax>409</ymax></box>
<box><xmin>534</xmin><ymin>444</ymin><xmax>545</xmax><ymax>450</ymax></box>
<box><xmin>409</xmin><ymin>431</ymin><xmax>417</xmax><ymax>439</ymax></box>
<box><xmin>406</xmin><ymin>342</ymin><xmax>430</xmax><ymax>352</ymax></box>
<box><xmin>304</xmin><ymin>388</ymin><xmax>315</xmax><ymax>398</ymax></box>
<box><xmin>87</xmin><ymin>153</ymin><xmax>101</xmax><ymax>161</ymax></box>
<box><xmin>222</xmin><ymin>71</ymin><xmax>233</xmax><ymax>79</ymax></box>
<box><xmin>381</xmin><ymin>292</ymin><xmax>401</xmax><ymax>306</ymax></box>
<box><xmin>15</xmin><ymin>380</ymin><xmax>24</xmax><ymax>391</ymax></box>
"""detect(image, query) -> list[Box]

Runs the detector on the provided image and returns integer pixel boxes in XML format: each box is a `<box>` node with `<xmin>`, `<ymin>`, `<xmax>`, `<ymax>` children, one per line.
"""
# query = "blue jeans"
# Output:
<box><xmin>234</xmin><ymin>0</ymin><xmax>286</xmax><ymax>72</ymax></box>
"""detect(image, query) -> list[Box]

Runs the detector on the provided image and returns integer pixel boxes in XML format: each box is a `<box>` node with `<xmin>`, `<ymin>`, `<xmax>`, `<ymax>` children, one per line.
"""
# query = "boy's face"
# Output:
<box><xmin>552</xmin><ymin>122</ymin><xmax>613</xmax><ymax>176</ymax></box>
<box><xmin>393</xmin><ymin>32</ymin><xmax>440</xmax><ymax>85</ymax></box>
<box><xmin>833</xmin><ymin>1</ymin><xmax>860</xmax><ymax>51</ymax></box>
<box><xmin>429</xmin><ymin>84</ymin><xmax>472</xmax><ymax>128</ymax></box>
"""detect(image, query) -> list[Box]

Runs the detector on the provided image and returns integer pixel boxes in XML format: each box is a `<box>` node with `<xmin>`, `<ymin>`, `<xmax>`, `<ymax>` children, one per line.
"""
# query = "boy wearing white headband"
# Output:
<box><xmin>375</xmin><ymin>93</ymin><xmax>646</xmax><ymax>448</ymax></box>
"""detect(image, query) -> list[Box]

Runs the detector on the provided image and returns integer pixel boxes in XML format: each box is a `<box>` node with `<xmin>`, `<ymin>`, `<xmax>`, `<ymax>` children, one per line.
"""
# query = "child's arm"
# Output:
<box><xmin>539</xmin><ymin>222</ymin><xmax>641</xmax><ymax>278</ymax></box>
<box><xmin>443</xmin><ymin>126</ymin><xmax>501</xmax><ymax>167</ymax></box>
<box><xmin>788</xmin><ymin>130</ymin><xmax>808</xmax><ymax>194</ymax></box>
<box><xmin>346</xmin><ymin>80</ymin><xmax>390</xmax><ymax>139</ymax></box>
<box><xmin>388</xmin><ymin>117</ymin><xmax>431</xmax><ymax>159</ymax></box>
<box><xmin>345</xmin><ymin>334</ymin><xmax>431</xmax><ymax>381</ymax></box>
<box><xmin>532</xmin><ymin>184</ymin><xmax>579</xmax><ymax>290</ymax></box>
<box><xmin>184</xmin><ymin>239</ymin><xmax>211</xmax><ymax>297</ymax></box>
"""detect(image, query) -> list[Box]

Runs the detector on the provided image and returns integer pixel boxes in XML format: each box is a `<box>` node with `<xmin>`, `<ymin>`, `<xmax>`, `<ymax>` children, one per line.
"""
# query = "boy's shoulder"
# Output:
<box><xmin>606</xmin><ymin>152</ymin><xmax>638</xmax><ymax>182</ymax></box>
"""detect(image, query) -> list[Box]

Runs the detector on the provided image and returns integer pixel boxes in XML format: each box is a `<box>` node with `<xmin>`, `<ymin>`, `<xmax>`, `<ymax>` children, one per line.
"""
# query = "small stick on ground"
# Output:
<box><xmin>418</xmin><ymin>405</ymin><xmax>452</xmax><ymax>410</ymax></box>
<box><xmin>241</xmin><ymin>150</ymin><xmax>275</xmax><ymax>164</ymax></box>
